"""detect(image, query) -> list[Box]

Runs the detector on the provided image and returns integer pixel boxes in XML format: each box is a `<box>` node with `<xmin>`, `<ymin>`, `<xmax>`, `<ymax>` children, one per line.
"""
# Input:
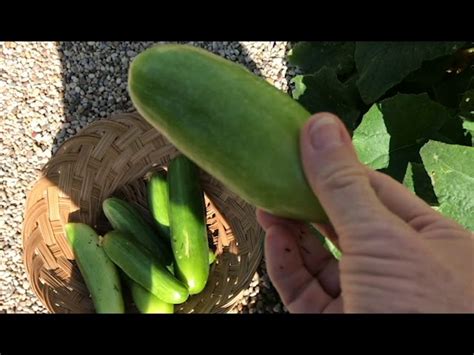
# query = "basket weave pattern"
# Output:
<box><xmin>22</xmin><ymin>112</ymin><xmax>264</xmax><ymax>313</ymax></box>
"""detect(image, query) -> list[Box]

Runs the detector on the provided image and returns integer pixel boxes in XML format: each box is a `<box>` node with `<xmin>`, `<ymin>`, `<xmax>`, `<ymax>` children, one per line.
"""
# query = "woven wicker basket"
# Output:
<box><xmin>22</xmin><ymin>112</ymin><xmax>264</xmax><ymax>313</ymax></box>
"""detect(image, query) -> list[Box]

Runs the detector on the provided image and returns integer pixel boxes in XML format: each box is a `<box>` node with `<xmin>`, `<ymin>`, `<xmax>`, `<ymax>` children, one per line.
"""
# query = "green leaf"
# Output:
<box><xmin>463</xmin><ymin>120</ymin><xmax>474</xmax><ymax>145</ymax></box>
<box><xmin>402</xmin><ymin>162</ymin><xmax>438</xmax><ymax>205</ymax></box>
<box><xmin>379</xmin><ymin>145</ymin><xmax>424</xmax><ymax>183</ymax></box>
<box><xmin>460</xmin><ymin>90</ymin><xmax>474</xmax><ymax>145</ymax></box>
<box><xmin>432</xmin><ymin>114</ymin><xmax>472</xmax><ymax>146</ymax></box>
<box><xmin>464</xmin><ymin>120</ymin><xmax>474</xmax><ymax>130</ymax></box>
<box><xmin>352</xmin><ymin>104</ymin><xmax>391</xmax><ymax>169</ymax></box>
<box><xmin>381</xmin><ymin>93</ymin><xmax>451</xmax><ymax>146</ymax></box>
<box><xmin>291</xmin><ymin>67</ymin><xmax>362</xmax><ymax>130</ymax></box>
<box><xmin>355</xmin><ymin>42</ymin><xmax>465</xmax><ymax>104</ymax></box>
<box><xmin>290</xmin><ymin>75</ymin><xmax>306</xmax><ymax>100</ymax></box>
<box><xmin>420</xmin><ymin>141</ymin><xmax>474</xmax><ymax>231</ymax></box>
<box><xmin>463</xmin><ymin>120</ymin><xmax>474</xmax><ymax>133</ymax></box>
<box><xmin>403</xmin><ymin>55</ymin><xmax>455</xmax><ymax>89</ymax></box>
<box><xmin>353</xmin><ymin>93</ymin><xmax>452</xmax><ymax>181</ymax></box>
<box><xmin>288</xmin><ymin>42</ymin><xmax>355</xmax><ymax>78</ymax></box>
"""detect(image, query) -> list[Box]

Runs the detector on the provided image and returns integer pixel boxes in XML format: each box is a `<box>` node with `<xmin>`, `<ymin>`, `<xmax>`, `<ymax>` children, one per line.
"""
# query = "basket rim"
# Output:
<box><xmin>22</xmin><ymin>112</ymin><xmax>264</xmax><ymax>313</ymax></box>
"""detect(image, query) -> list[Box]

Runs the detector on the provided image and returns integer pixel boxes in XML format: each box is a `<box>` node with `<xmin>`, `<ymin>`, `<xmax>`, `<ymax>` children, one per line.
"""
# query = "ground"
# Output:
<box><xmin>0</xmin><ymin>41</ymin><xmax>299</xmax><ymax>313</ymax></box>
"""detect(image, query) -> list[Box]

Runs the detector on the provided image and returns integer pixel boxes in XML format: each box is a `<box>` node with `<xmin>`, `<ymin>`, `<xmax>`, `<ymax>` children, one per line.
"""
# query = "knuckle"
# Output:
<box><xmin>317</xmin><ymin>163</ymin><xmax>368</xmax><ymax>193</ymax></box>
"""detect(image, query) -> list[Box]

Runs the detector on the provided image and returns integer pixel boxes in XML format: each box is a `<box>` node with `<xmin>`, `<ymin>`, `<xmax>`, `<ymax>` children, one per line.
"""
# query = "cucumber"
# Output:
<box><xmin>65</xmin><ymin>223</ymin><xmax>124</xmax><ymax>313</ymax></box>
<box><xmin>124</xmin><ymin>275</ymin><xmax>173</xmax><ymax>314</ymax></box>
<box><xmin>102</xmin><ymin>197</ymin><xmax>172</xmax><ymax>267</ymax></box>
<box><xmin>148</xmin><ymin>170</ymin><xmax>216</xmax><ymax>268</ymax></box>
<box><xmin>168</xmin><ymin>155</ymin><xmax>209</xmax><ymax>295</ymax></box>
<box><xmin>209</xmin><ymin>249</ymin><xmax>216</xmax><ymax>265</ymax></box>
<box><xmin>102</xmin><ymin>230</ymin><xmax>189</xmax><ymax>304</ymax></box>
<box><xmin>128</xmin><ymin>44</ymin><xmax>328</xmax><ymax>223</ymax></box>
<box><xmin>148</xmin><ymin>170</ymin><xmax>171</xmax><ymax>241</ymax></box>
<box><xmin>149</xmin><ymin>169</ymin><xmax>216</xmax><ymax>267</ymax></box>
<box><xmin>130</xmin><ymin>282</ymin><xmax>174</xmax><ymax>314</ymax></box>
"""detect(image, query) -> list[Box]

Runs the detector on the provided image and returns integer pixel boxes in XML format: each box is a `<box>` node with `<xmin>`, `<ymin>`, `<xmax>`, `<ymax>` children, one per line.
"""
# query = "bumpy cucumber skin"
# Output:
<box><xmin>148</xmin><ymin>171</ymin><xmax>171</xmax><ymax>241</ymax></box>
<box><xmin>102</xmin><ymin>197</ymin><xmax>172</xmax><ymax>267</ymax></box>
<box><xmin>102</xmin><ymin>230</ymin><xmax>189</xmax><ymax>304</ymax></box>
<box><xmin>168</xmin><ymin>156</ymin><xmax>209</xmax><ymax>295</ymax></box>
<box><xmin>65</xmin><ymin>223</ymin><xmax>124</xmax><ymax>313</ymax></box>
<box><xmin>125</xmin><ymin>275</ymin><xmax>174</xmax><ymax>314</ymax></box>
<box><xmin>128</xmin><ymin>44</ymin><xmax>327</xmax><ymax>223</ymax></box>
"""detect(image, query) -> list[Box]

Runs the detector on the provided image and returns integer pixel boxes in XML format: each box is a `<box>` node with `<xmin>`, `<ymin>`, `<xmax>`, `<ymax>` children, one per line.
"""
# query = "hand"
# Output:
<box><xmin>257</xmin><ymin>112</ymin><xmax>473</xmax><ymax>313</ymax></box>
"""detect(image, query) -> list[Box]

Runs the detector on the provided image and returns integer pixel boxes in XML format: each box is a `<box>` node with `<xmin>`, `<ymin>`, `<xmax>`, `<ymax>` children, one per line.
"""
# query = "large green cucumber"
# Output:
<box><xmin>148</xmin><ymin>170</ymin><xmax>171</xmax><ymax>241</ymax></box>
<box><xmin>65</xmin><ymin>223</ymin><xmax>124</xmax><ymax>313</ymax></box>
<box><xmin>124</xmin><ymin>275</ymin><xmax>174</xmax><ymax>314</ymax></box>
<box><xmin>102</xmin><ymin>197</ymin><xmax>172</xmax><ymax>267</ymax></box>
<box><xmin>102</xmin><ymin>230</ymin><xmax>189</xmax><ymax>304</ymax></box>
<box><xmin>128</xmin><ymin>44</ymin><xmax>327</xmax><ymax>222</ymax></box>
<box><xmin>168</xmin><ymin>155</ymin><xmax>209</xmax><ymax>295</ymax></box>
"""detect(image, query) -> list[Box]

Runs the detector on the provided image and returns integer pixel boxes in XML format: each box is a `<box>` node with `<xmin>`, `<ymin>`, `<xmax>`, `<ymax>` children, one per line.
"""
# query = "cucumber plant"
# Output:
<box><xmin>289</xmin><ymin>41</ymin><xmax>473</xmax><ymax>233</ymax></box>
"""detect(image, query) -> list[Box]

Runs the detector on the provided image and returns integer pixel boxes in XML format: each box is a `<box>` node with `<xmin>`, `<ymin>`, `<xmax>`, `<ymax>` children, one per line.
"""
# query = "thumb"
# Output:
<box><xmin>300</xmin><ymin>113</ymin><xmax>394</xmax><ymax>236</ymax></box>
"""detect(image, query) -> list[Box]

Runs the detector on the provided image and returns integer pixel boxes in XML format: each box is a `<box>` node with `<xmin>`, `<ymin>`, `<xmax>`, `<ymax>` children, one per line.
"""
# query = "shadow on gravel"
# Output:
<box><xmin>26</xmin><ymin>41</ymin><xmax>271</xmax><ymax>314</ymax></box>
<box><xmin>52</xmin><ymin>41</ymin><xmax>264</xmax><ymax>152</ymax></box>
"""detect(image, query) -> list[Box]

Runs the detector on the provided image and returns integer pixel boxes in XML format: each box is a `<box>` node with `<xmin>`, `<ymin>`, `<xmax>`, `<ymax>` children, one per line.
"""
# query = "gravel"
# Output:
<box><xmin>0</xmin><ymin>41</ymin><xmax>295</xmax><ymax>313</ymax></box>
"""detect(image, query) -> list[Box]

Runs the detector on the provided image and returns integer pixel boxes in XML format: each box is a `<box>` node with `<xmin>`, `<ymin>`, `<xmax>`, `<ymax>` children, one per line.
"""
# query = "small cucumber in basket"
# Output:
<box><xmin>168</xmin><ymin>155</ymin><xmax>210</xmax><ymax>295</ymax></box>
<box><xmin>124</xmin><ymin>274</ymin><xmax>174</xmax><ymax>314</ymax></box>
<box><xmin>149</xmin><ymin>169</ymin><xmax>217</xmax><ymax>268</ymax></box>
<box><xmin>102</xmin><ymin>230</ymin><xmax>189</xmax><ymax>304</ymax></box>
<box><xmin>208</xmin><ymin>249</ymin><xmax>216</xmax><ymax>265</ymax></box>
<box><xmin>102</xmin><ymin>197</ymin><xmax>172</xmax><ymax>268</ymax></box>
<box><xmin>148</xmin><ymin>170</ymin><xmax>171</xmax><ymax>241</ymax></box>
<box><xmin>65</xmin><ymin>223</ymin><xmax>124</xmax><ymax>313</ymax></box>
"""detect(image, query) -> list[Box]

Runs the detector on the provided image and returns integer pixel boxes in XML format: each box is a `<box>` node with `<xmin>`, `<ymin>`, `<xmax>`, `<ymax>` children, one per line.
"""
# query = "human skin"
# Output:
<box><xmin>257</xmin><ymin>112</ymin><xmax>474</xmax><ymax>313</ymax></box>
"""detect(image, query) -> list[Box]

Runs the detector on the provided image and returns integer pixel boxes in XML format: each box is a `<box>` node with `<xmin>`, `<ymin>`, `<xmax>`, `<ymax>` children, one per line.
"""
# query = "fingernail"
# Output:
<box><xmin>308</xmin><ymin>114</ymin><xmax>342</xmax><ymax>150</ymax></box>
